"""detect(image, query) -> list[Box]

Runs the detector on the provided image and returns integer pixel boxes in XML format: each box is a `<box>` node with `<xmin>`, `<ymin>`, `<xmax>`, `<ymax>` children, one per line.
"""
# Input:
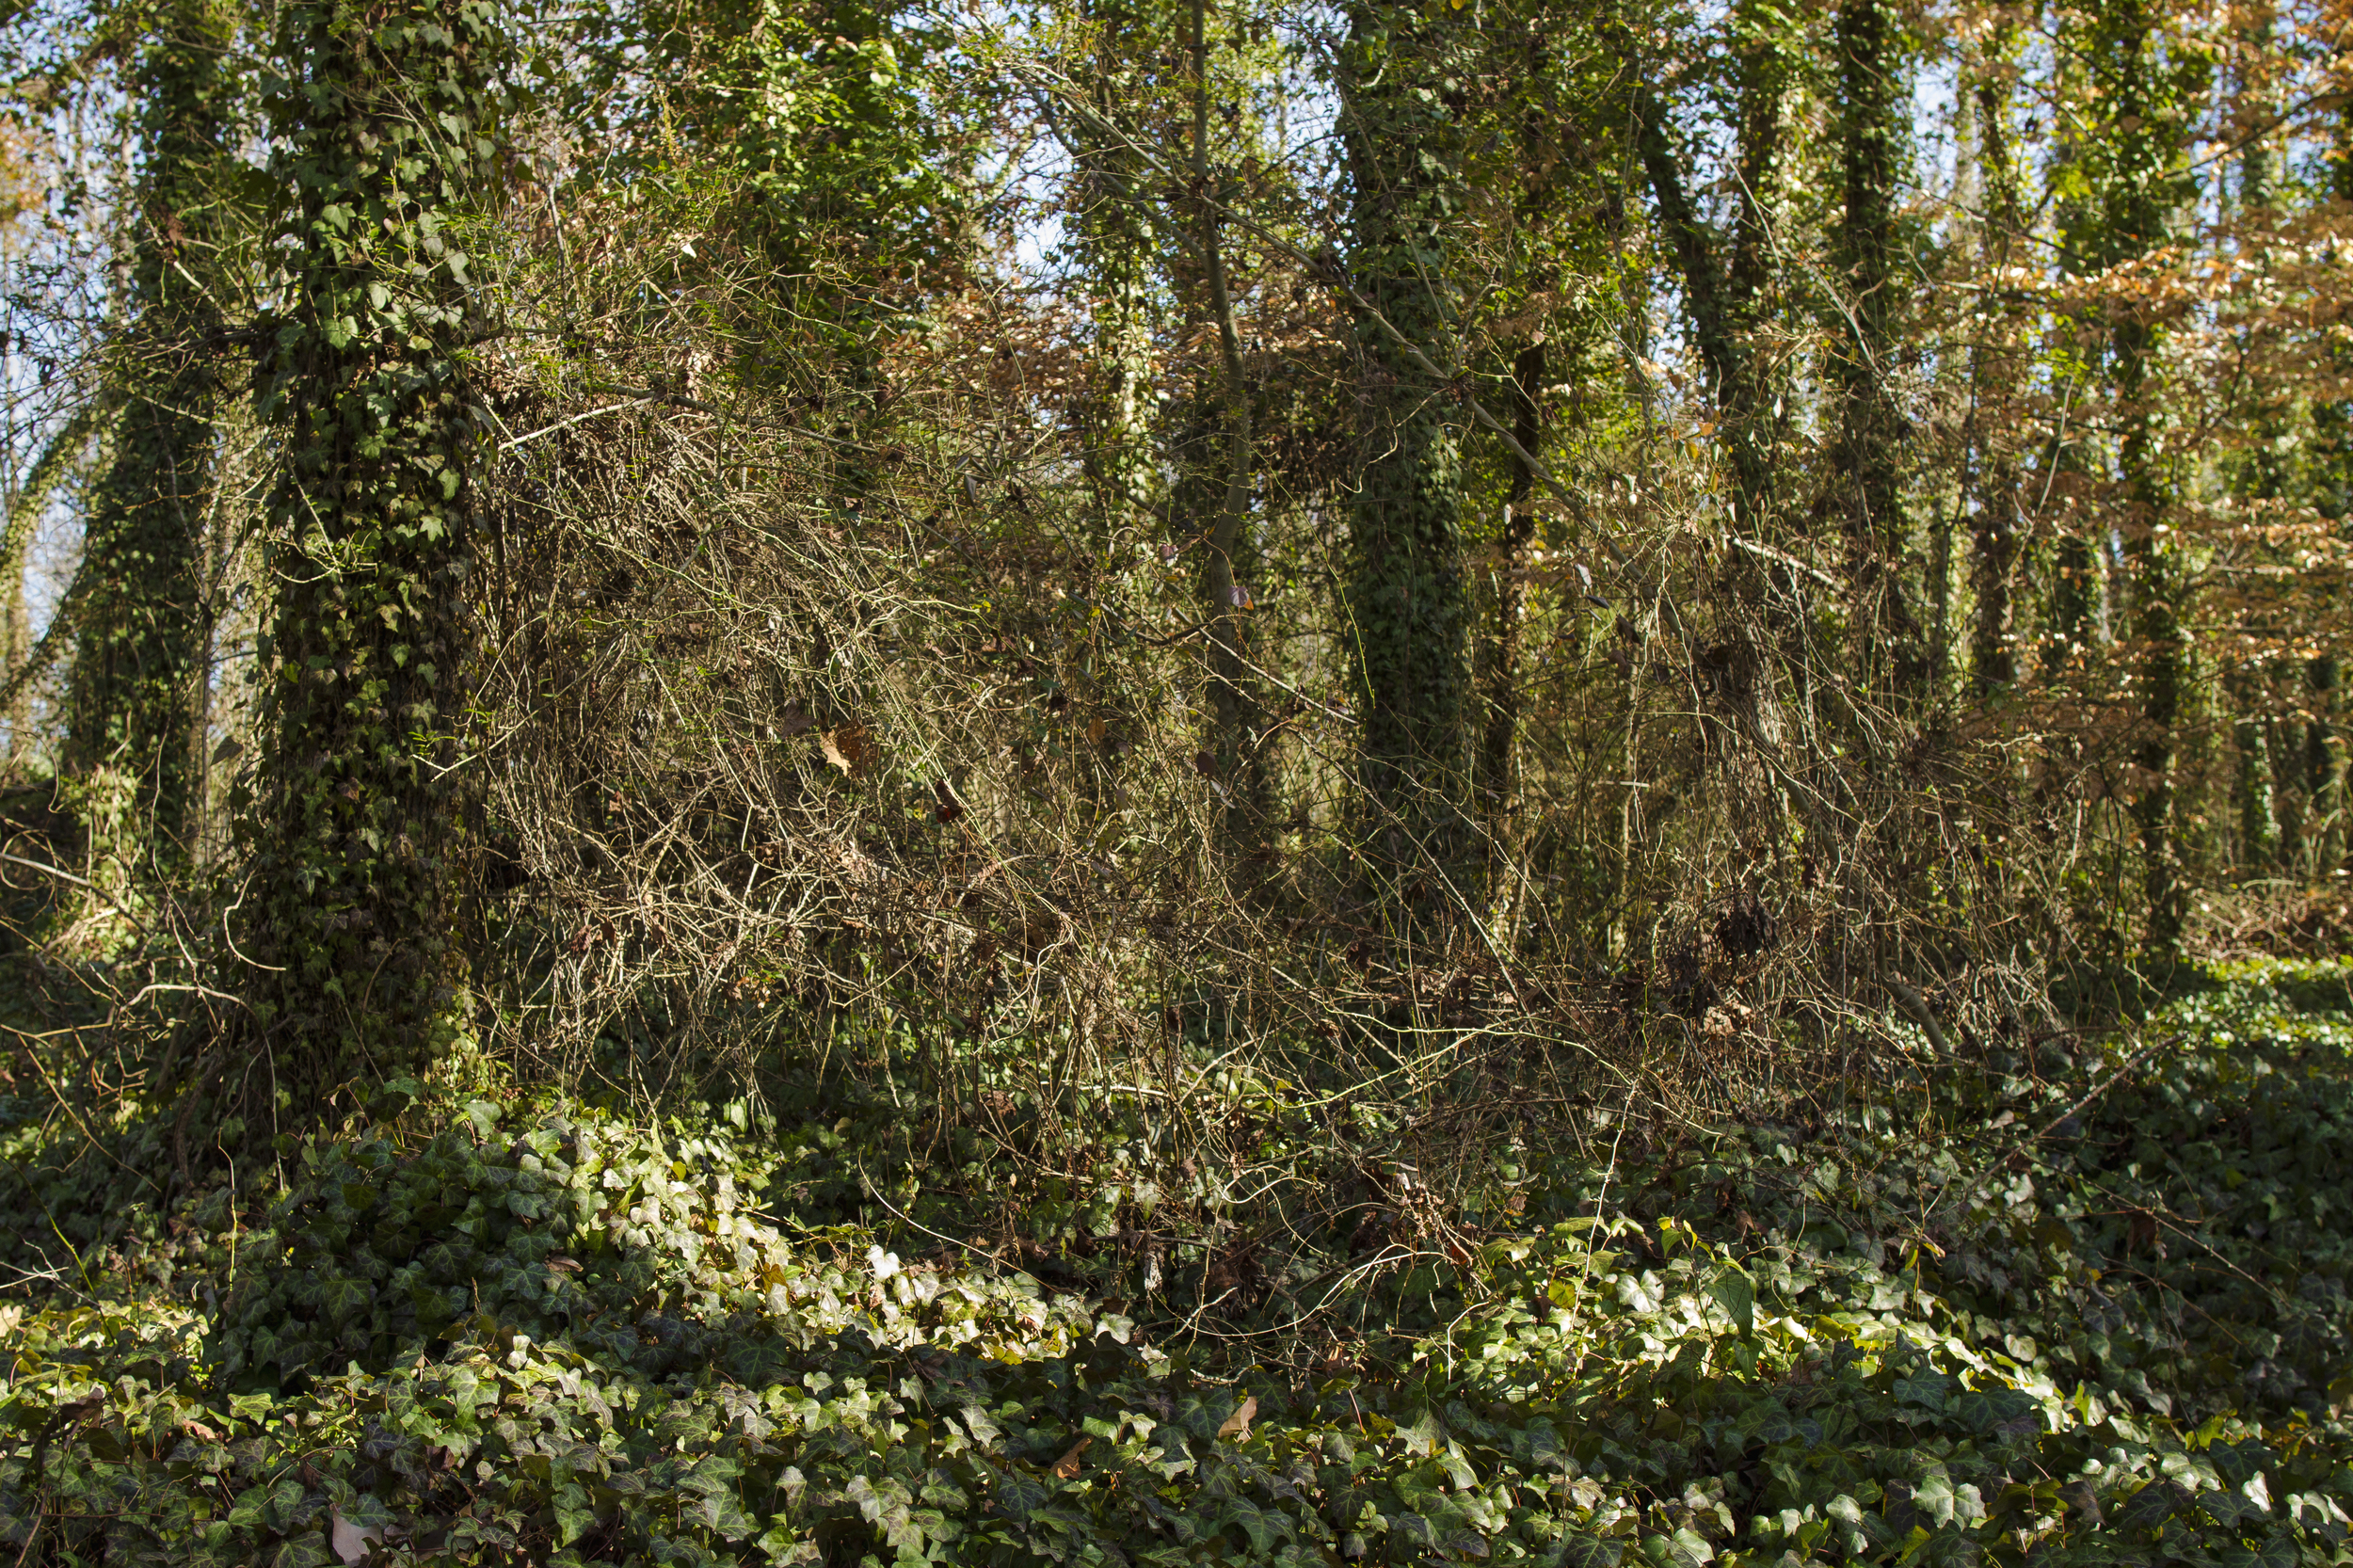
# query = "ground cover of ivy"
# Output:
<box><xmin>8</xmin><ymin>963</ymin><xmax>2353</xmax><ymax>1565</ymax></box>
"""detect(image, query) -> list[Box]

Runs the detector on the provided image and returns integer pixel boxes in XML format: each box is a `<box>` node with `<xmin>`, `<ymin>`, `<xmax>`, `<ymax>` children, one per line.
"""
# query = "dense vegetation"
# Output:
<box><xmin>3</xmin><ymin>0</ymin><xmax>2353</xmax><ymax>1560</ymax></box>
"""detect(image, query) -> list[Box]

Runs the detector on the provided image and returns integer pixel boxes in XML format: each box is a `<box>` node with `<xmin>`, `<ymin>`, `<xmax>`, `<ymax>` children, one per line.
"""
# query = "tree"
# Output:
<box><xmin>1065</xmin><ymin>0</ymin><xmax>1162</xmax><ymax>543</ymax></box>
<box><xmin>2300</xmin><ymin>102</ymin><xmax>2353</xmax><ymax>875</ymax></box>
<box><xmin>1830</xmin><ymin>0</ymin><xmax>1922</xmax><ymax>696</ymax></box>
<box><xmin>1472</xmin><ymin>9</ymin><xmax>1620</xmax><ymax>856</ymax></box>
<box><xmin>2058</xmin><ymin>0</ymin><xmax>2206</xmax><ymax>952</ymax></box>
<box><xmin>2225</xmin><ymin>1</ymin><xmax>2282</xmax><ymax>873</ymax></box>
<box><xmin>1183</xmin><ymin>0</ymin><xmax>1257</xmax><ymax>848</ymax></box>
<box><xmin>1633</xmin><ymin>3</ymin><xmax>1786</xmax><ymax>549</ymax></box>
<box><xmin>228</xmin><ymin>0</ymin><xmax>507</xmax><ymax>1118</ymax></box>
<box><xmin>1968</xmin><ymin>15</ymin><xmax>2025</xmax><ymax>698</ymax></box>
<box><xmin>1337</xmin><ymin>0</ymin><xmax>1473</xmax><ymax>874</ymax></box>
<box><xmin>64</xmin><ymin>0</ymin><xmax>239</xmax><ymax>855</ymax></box>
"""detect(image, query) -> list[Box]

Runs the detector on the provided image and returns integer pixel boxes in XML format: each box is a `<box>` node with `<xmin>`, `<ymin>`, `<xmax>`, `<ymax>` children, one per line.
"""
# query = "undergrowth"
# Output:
<box><xmin>8</xmin><ymin>962</ymin><xmax>2353</xmax><ymax>1564</ymax></box>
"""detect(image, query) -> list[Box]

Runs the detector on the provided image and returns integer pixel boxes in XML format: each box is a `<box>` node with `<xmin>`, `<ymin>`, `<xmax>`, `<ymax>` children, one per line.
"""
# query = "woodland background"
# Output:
<box><xmin>5</xmin><ymin>0</ymin><xmax>2353</xmax><ymax>1560</ymax></box>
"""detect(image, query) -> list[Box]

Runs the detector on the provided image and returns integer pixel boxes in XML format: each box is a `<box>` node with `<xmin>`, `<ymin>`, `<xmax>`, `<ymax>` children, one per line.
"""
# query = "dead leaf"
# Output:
<box><xmin>179</xmin><ymin>1417</ymin><xmax>219</xmax><ymax>1443</ymax></box>
<box><xmin>1051</xmin><ymin>1435</ymin><xmax>1092</xmax><ymax>1478</ymax></box>
<box><xmin>329</xmin><ymin>1506</ymin><xmax>382</xmax><ymax>1566</ymax></box>
<box><xmin>546</xmin><ymin>1256</ymin><xmax>581</xmax><ymax>1273</ymax></box>
<box><xmin>1216</xmin><ymin>1395</ymin><xmax>1257</xmax><ymax>1442</ymax></box>
<box><xmin>777</xmin><ymin>703</ymin><xmax>816</xmax><ymax>737</ymax></box>
<box><xmin>820</xmin><ymin>724</ymin><xmax>875</xmax><ymax>776</ymax></box>
<box><xmin>52</xmin><ymin>1393</ymin><xmax>103</xmax><ymax>1424</ymax></box>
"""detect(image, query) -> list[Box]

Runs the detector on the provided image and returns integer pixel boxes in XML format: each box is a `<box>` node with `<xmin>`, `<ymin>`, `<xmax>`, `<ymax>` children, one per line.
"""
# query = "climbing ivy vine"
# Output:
<box><xmin>228</xmin><ymin>0</ymin><xmax>509</xmax><ymax>1116</ymax></box>
<box><xmin>1338</xmin><ymin>0</ymin><xmax>1474</xmax><ymax>872</ymax></box>
<box><xmin>66</xmin><ymin>0</ymin><xmax>242</xmax><ymax>857</ymax></box>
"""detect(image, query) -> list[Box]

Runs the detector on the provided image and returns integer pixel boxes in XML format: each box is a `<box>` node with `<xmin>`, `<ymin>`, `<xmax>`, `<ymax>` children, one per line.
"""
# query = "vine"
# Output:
<box><xmin>224</xmin><ymin>0</ymin><xmax>509</xmax><ymax>1120</ymax></box>
<box><xmin>67</xmin><ymin>0</ymin><xmax>242</xmax><ymax>853</ymax></box>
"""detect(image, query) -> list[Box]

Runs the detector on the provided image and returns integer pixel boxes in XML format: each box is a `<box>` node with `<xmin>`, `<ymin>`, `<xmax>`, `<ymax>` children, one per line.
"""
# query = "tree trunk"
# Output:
<box><xmin>66</xmin><ymin>0</ymin><xmax>237</xmax><ymax>861</ymax></box>
<box><xmin>2095</xmin><ymin>0</ymin><xmax>2194</xmax><ymax>953</ymax></box>
<box><xmin>1073</xmin><ymin>0</ymin><xmax>1159</xmax><ymax>543</ymax></box>
<box><xmin>1634</xmin><ymin>63</ymin><xmax>1776</xmax><ymax>544</ymax></box>
<box><xmin>1478</xmin><ymin>342</ymin><xmax>1544</xmax><ymax>837</ymax></box>
<box><xmin>1634</xmin><ymin>30</ymin><xmax>1790</xmax><ymax>743</ymax></box>
<box><xmin>2234</xmin><ymin>699</ymin><xmax>2279</xmax><ymax>873</ymax></box>
<box><xmin>232</xmin><ymin>0</ymin><xmax>506</xmax><ymax>1119</ymax></box>
<box><xmin>2311</xmin><ymin>656</ymin><xmax>2343</xmax><ymax>874</ymax></box>
<box><xmin>1970</xmin><ymin>23</ymin><xmax>2022</xmax><ymax>696</ymax></box>
<box><xmin>1189</xmin><ymin>0</ymin><xmax>1257</xmax><ymax>854</ymax></box>
<box><xmin>1340</xmin><ymin>2</ymin><xmax>1471</xmax><ymax>878</ymax></box>
<box><xmin>2307</xmin><ymin>105</ymin><xmax>2353</xmax><ymax>874</ymax></box>
<box><xmin>1833</xmin><ymin>0</ymin><xmax>1924</xmax><ymax>696</ymax></box>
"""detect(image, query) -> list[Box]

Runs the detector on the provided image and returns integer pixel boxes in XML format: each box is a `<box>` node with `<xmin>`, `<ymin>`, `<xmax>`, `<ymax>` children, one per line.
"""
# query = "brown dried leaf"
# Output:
<box><xmin>821</xmin><ymin>724</ymin><xmax>876</xmax><ymax>776</ymax></box>
<box><xmin>1216</xmin><ymin>1394</ymin><xmax>1257</xmax><ymax>1442</ymax></box>
<box><xmin>1052</xmin><ymin>1435</ymin><xmax>1092</xmax><ymax>1478</ymax></box>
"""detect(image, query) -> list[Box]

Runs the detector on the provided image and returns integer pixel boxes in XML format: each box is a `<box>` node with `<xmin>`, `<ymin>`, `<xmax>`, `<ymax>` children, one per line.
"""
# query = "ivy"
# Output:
<box><xmin>231</xmin><ymin>0</ymin><xmax>512</xmax><ymax>1101</ymax></box>
<box><xmin>14</xmin><ymin>967</ymin><xmax>2353</xmax><ymax>1565</ymax></box>
<box><xmin>66</xmin><ymin>0</ymin><xmax>244</xmax><ymax>853</ymax></box>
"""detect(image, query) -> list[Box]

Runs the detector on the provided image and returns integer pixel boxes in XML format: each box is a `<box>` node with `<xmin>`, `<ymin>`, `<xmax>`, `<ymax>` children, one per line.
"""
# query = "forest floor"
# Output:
<box><xmin>7</xmin><ymin>961</ymin><xmax>2353</xmax><ymax>1565</ymax></box>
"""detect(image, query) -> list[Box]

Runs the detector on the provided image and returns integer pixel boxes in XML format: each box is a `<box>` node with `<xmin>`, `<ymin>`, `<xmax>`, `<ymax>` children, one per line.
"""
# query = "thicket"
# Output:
<box><xmin>1</xmin><ymin>0</ymin><xmax>2352</xmax><ymax>1560</ymax></box>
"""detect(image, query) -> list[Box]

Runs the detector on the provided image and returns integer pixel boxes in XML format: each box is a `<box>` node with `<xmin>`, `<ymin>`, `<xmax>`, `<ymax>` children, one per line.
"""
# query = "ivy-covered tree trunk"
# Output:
<box><xmin>1477</xmin><ymin>341</ymin><xmax>1543</xmax><ymax>833</ymax></box>
<box><xmin>1831</xmin><ymin>0</ymin><xmax>1922</xmax><ymax>697</ymax></box>
<box><xmin>1634</xmin><ymin>20</ymin><xmax>1791</xmax><ymax>742</ymax></box>
<box><xmin>1072</xmin><ymin>0</ymin><xmax>1160</xmax><ymax>543</ymax></box>
<box><xmin>1186</xmin><ymin>0</ymin><xmax>1258</xmax><ymax>854</ymax></box>
<box><xmin>2307</xmin><ymin>111</ymin><xmax>2353</xmax><ymax>873</ymax></box>
<box><xmin>2086</xmin><ymin>0</ymin><xmax>2198</xmax><ymax>954</ymax></box>
<box><xmin>231</xmin><ymin>0</ymin><xmax>505</xmax><ymax>1116</ymax></box>
<box><xmin>1340</xmin><ymin>3</ymin><xmax>1470</xmax><ymax>871</ymax></box>
<box><xmin>1634</xmin><ymin>49</ymin><xmax>1778</xmax><ymax>546</ymax></box>
<box><xmin>2309</xmin><ymin>656</ymin><xmax>2342</xmax><ymax>874</ymax></box>
<box><xmin>1969</xmin><ymin>21</ymin><xmax>2022</xmax><ymax>697</ymax></box>
<box><xmin>2235</xmin><ymin>700</ymin><xmax>2279</xmax><ymax>872</ymax></box>
<box><xmin>2226</xmin><ymin>9</ymin><xmax>2282</xmax><ymax>878</ymax></box>
<box><xmin>65</xmin><ymin>0</ymin><xmax>238</xmax><ymax>856</ymax></box>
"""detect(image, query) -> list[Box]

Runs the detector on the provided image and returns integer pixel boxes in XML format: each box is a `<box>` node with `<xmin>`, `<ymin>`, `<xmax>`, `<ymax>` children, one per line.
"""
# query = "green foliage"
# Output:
<box><xmin>14</xmin><ymin>966</ymin><xmax>2353</xmax><ymax>1564</ymax></box>
<box><xmin>566</xmin><ymin>0</ymin><xmax>960</xmax><ymax>346</ymax></box>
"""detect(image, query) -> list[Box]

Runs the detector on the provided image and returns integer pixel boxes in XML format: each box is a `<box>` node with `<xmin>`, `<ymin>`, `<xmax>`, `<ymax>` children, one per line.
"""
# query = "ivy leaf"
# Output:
<box><xmin>552</xmin><ymin>1481</ymin><xmax>593</xmax><ymax>1545</ymax></box>
<box><xmin>271</xmin><ymin>1531</ymin><xmax>336</xmax><ymax>1568</ymax></box>
<box><xmin>1913</xmin><ymin>1468</ymin><xmax>1957</xmax><ymax>1527</ymax></box>
<box><xmin>1705</xmin><ymin>1268</ymin><xmax>1753</xmax><ymax>1336</ymax></box>
<box><xmin>1219</xmin><ymin>1496</ymin><xmax>1279</xmax><ymax>1553</ymax></box>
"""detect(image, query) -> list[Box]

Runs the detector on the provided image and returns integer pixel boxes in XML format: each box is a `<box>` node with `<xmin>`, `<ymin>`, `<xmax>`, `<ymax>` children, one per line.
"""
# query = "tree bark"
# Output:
<box><xmin>1073</xmin><ymin>0</ymin><xmax>1159</xmax><ymax>543</ymax></box>
<box><xmin>1970</xmin><ymin>23</ymin><xmax>2022</xmax><ymax>696</ymax></box>
<box><xmin>2095</xmin><ymin>0</ymin><xmax>2194</xmax><ymax>952</ymax></box>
